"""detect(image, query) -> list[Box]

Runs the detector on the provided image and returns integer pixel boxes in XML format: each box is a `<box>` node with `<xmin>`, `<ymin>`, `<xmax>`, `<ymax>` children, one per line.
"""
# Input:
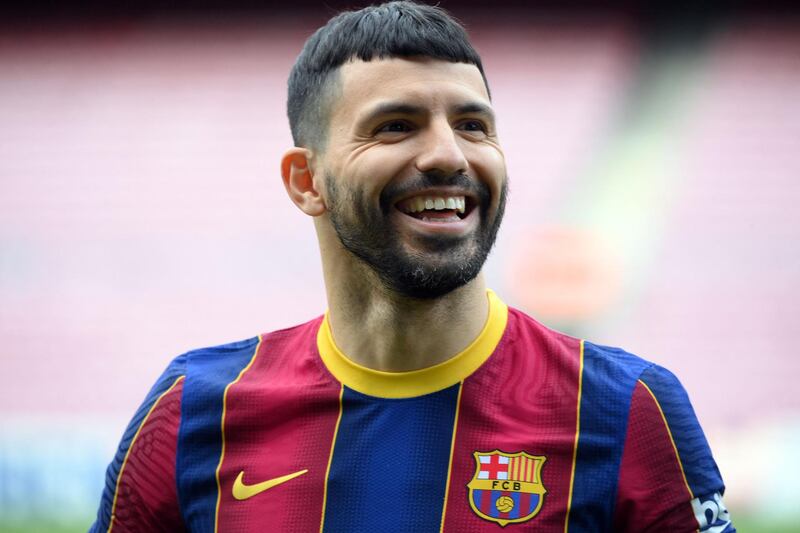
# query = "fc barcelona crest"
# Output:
<box><xmin>467</xmin><ymin>450</ymin><xmax>547</xmax><ymax>527</ymax></box>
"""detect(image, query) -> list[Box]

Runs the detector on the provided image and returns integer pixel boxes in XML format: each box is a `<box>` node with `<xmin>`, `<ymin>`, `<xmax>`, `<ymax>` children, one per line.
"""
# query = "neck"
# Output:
<box><xmin>325</xmin><ymin>269</ymin><xmax>490</xmax><ymax>372</ymax></box>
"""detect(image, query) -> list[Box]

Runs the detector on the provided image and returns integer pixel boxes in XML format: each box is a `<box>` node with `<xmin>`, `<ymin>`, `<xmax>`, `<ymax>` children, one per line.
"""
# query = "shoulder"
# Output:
<box><xmin>579</xmin><ymin>339</ymin><xmax>696</xmax><ymax>429</ymax></box>
<box><xmin>506</xmin><ymin>305</ymin><xmax>656</xmax><ymax>384</ymax></box>
<box><xmin>581</xmin><ymin>339</ymin><xmax>656</xmax><ymax>383</ymax></box>
<box><xmin>176</xmin><ymin>336</ymin><xmax>260</xmax><ymax>373</ymax></box>
<box><xmin>505</xmin><ymin>305</ymin><xmax>709</xmax><ymax>440</ymax></box>
<box><xmin>503</xmin><ymin>306</ymin><xmax>583</xmax><ymax>369</ymax></box>
<box><xmin>505</xmin><ymin>305</ymin><xmax>579</xmax><ymax>350</ymax></box>
<box><xmin>578</xmin><ymin>340</ymin><xmax>700</xmax><ymax>437</ymax></box>
<box><xmin>173</xmin><ymin>315</ymin><xmax>324</xmax><ymax>378</ymax></box>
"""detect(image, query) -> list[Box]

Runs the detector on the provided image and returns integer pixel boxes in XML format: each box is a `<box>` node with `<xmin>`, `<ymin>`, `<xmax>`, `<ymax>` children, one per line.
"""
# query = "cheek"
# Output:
<box><xmin>467</xmin><ymin>144</ymin><xmax>507</xmax><ymax>196</ymax></box>
<box><xmin>351</xmin><ymin>145</ymin><xmax>416</xmax><ymax>186</ymax></box>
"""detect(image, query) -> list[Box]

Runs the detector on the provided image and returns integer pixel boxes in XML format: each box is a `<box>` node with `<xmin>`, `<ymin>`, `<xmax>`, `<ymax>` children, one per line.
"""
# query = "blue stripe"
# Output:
<box><xmin>567</xmin><ymin>342</ymin><xmax>650</xmax><ymax>532</ymax></box>
<box><xmin>175</xmin><ymin>337</ymin><xmax>260</xmax><ymax>533</ymax></box>
<box><xmin>488</xmin><ymin>490</ymin><xmax>501</xmax><ymax>518</ymax></box>
<box><xmin>322</xmin><ymin>384</ymin><xmax>460</xmax><ymax>532</ymax></box>
<box><xmin>529</xmin><ymin>493</ymin><xmax>540</xmax><ymax>515</ymax></box>
<box><xmin>509</xmin><ymin>490</ymin><xmax>521</xmax><ymax>518</ymax></box>
<box><xmin>638</xmin><ymin>365</ymin><xmax>724</xmax><ymax>497</ymax></box>
<box><xmin>472</xmin><ymin>489</ymin><xmax>484</xmax><ymax>514</ymax></box>
<box><xmin>89</xmin><ymin>354</ymin><xmax>187</xmax><ymax>533</ymax></box>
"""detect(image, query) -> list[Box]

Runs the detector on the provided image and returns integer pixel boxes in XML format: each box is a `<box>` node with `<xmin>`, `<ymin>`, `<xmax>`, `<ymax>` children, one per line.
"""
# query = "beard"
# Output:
<box><xmin>326</xmin><ymin>171</ymin><xmax>507</xmax><ymax>299</ymax></box>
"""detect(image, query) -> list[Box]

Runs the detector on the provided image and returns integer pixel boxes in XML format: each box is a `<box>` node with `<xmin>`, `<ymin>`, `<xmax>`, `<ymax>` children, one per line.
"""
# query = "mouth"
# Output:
<box><xmin>395</xmin><ymin>193</ymin><xmax>477</xmax><ymax>224</ymax></box>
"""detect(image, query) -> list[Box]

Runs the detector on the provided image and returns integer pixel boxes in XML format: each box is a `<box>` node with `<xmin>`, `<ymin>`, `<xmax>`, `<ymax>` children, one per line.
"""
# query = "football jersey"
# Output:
<box><xmin>90</xmin><ymin>291</ymin><xmax>734</xmax><ymax>532</ymax></box>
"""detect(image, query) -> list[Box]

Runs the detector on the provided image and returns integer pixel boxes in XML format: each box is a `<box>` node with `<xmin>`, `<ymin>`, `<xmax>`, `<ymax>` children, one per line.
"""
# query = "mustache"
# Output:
<box><xmin>379</xmin><ymin>172</ymin><xmax>490</xmax><ymax>214</ymax></box>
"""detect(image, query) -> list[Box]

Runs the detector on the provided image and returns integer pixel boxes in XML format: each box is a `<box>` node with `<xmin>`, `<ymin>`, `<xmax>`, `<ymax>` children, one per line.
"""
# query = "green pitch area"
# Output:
<box><xmin>0</xmin><ymin>522</ymin><xmax>91</xmax><ymax>533</ymax></box>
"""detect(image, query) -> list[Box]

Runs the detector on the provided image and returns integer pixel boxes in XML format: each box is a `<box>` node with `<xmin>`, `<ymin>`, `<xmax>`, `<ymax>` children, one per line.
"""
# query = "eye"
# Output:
<box><xmin>457</xmin><ymin>119</ymin><xmax>488</xmax><ymax>134</ymax></box>
<box><xmin>375</xmin><ymin>120</ymin><xmax>413</xmax><ymax>134</ymax></box>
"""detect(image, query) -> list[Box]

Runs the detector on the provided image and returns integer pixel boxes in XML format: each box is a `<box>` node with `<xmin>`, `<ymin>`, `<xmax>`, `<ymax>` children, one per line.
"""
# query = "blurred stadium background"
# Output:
<box><xmin>1</xmin><ymin>1</ymin><xmax>798</xmax><ymax>531</ymax></box>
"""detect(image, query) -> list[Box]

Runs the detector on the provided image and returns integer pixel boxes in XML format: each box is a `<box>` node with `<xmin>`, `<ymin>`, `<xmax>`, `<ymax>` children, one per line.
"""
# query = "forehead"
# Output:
<box><xmin>332</xmin><ymin>58</ymin><xmax>490</xmax><ymax>120</ymax></box>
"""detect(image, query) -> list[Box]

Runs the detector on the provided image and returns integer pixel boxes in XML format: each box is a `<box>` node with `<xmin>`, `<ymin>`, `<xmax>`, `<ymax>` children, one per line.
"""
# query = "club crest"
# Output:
<box><xmin>467</xmin><ymin>450</ymin><xmax>547</xmax><ymax>527</ymax></box>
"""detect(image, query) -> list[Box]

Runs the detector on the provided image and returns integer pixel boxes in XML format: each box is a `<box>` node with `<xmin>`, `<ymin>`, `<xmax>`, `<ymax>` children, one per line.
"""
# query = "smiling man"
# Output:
<box><xmin>91</xmin><ymin>2</ymin><xmax>734</xmax><ymax>532</ymax></box>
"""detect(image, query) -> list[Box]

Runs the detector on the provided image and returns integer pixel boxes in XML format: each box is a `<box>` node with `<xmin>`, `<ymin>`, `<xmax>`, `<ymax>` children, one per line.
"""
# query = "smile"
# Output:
<box><xmin>396</xmin><ymin>194</ymin><xmax>472</xmax><ymax>223</ymax></box>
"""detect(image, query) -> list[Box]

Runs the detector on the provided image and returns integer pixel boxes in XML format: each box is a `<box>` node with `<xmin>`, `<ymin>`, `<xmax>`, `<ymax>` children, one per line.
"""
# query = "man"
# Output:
<box><xmin>91</xmin><ymin>2</ymin><xmax>734</xmax><ymax>532</ymax></box>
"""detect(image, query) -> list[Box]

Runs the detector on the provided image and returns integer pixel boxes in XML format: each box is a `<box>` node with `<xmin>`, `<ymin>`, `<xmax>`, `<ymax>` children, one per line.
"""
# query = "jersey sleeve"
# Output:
<box><xmin>613</xmin><ymin>365</ymin><xmax>735</xmax><ymax>532</ymax></box>
<box><xmin>89</xmin><ymin>355</ymin><xmax>187</xmax><ymax>533</ymax></box>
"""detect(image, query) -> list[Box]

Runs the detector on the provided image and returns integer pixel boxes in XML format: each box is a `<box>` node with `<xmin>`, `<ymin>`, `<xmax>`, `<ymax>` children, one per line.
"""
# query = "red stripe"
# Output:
<box><xmin>112</xmin><ymin>379</ymin><xmax>184</xmax><ymax>532</ymax></box>
<box><xmin>439</xmin><ymin>309</ymin><xmax>582</xmax><ymax>531</ymax></box>
<box><xmin>519</xmin><ymin>491</ymin><xmax>532</xmax><ymax>516</ymax></box>
<box><xmin>476</xmin><ymin>489</ymin><xmax>488</xmax><ymax>515</ymax></box>
<box><xmin>614</xmin><ymin>381</ymin><xmax>700</xmax><ymax>530</ymax></box>
<box><xmin>528</xmin><ymin>457</ymin><xmax>534</xmax><ymax>482</ymax></box>
<box><xmin>216</xmin><ymin>320</ymin><xmax>342</xmax><ymax>532</ymax></box>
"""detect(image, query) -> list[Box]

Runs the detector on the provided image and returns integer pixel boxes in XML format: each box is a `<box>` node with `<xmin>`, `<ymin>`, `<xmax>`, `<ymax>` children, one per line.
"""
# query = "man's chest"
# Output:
<box><xmin>176</xmin><ymin>378</ymin><xmax>610</xmax><ymax>532</ymax></box>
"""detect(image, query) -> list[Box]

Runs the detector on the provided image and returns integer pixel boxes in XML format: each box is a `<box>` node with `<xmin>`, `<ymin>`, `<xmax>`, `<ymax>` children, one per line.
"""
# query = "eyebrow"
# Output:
<box><xmin>452</xmin><ymin>102</ymin><xmax>495</xmax><ymax>122</ymax></box>
<box><xmin>358</xmin><ymin>100</ymin><xmax>495</xmax><ymax>126</ymax></box>
<box><xmin>360</xmin><ymin>102</ymin><xmax>426</xmax><ymax>126</ymax></box>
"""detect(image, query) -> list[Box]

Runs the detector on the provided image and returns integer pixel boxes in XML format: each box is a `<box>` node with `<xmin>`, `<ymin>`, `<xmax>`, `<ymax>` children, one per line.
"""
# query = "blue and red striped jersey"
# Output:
<box><xmin>90</xmin><ymin>291</ymin><xmax>734</xmax><ymax>532</ymax></box>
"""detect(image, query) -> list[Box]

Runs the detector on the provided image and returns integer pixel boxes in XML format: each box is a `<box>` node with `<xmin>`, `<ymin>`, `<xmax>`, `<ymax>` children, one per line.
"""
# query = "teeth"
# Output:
<box><xmin>421</xmin><ymin>214</ymin><xmax>461</xmax><ymax>223</ymax></box>
<box><xmin>402</xmin><ymin>195</ymin><xmax>467</xmax><ymax>214</ymax></box>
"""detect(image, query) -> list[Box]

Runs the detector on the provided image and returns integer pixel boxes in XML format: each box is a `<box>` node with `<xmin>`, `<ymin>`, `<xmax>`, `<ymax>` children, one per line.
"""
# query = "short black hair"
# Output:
<box><xmin>287</xmin><ymin>1</ymin><xmax>488</xmax><ymax>150</ymax></box>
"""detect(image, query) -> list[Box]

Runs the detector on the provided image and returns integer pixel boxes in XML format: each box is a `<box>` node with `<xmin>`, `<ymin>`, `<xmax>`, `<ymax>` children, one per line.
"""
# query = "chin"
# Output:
<box><xmin>377</xmin><ymin>250</ymin><xmax>485</xmax><ymax>300</ymax></box>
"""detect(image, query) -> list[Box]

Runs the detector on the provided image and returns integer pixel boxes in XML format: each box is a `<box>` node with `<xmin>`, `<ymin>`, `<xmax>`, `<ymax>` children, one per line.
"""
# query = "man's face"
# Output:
<box><xmin>320</xmin><ymin>58</ymin><xmax>507</xmax><ymax>299</ymax></box>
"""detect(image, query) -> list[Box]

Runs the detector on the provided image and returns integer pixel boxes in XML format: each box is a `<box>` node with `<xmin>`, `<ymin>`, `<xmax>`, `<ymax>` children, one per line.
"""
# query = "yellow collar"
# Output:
<box><xmin>316</xmin><ymin>290</ymin><xmax>508</xmax><ymax>398</ymax></box>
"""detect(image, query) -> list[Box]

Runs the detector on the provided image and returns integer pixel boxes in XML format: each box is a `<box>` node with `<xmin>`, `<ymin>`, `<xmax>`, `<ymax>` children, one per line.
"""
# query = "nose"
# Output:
<box><xmin>414</xmin><ymin>119</ymin><xmax>469</xmax><ymax>176</ymax></box>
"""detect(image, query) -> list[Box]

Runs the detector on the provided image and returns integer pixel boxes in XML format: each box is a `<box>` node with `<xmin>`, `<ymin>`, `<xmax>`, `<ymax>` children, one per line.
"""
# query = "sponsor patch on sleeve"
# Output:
<box><xmin>691</xmin><ymin>492</ymin><xmax>734</xmax><ymax>533</ymax></box>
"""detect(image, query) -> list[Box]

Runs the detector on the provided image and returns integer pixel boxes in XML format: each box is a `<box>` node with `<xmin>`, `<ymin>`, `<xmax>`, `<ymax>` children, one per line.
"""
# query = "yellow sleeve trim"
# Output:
<box><xmin>214</xmin><ymin>335</ymin><xmax>263</xmax><ymax>533</ymax></box>
<box><xmin>107</xmin><ymin>375</ymin><xmax>185</xmax><ymax>533</ymax></box>
<box><xmin>316</xmin><ymin>289</ymin><xmax>508</xmax><ymax>398</ymax></box>
<box><xmin>637</xmin><ymin>379</ymin><xmax>695</xmax><ymax>500</ymax></box>
<box><xmin>563</xmin><ymin>340</ymin><xmax>584</xmax><ymax>533</ymax></box>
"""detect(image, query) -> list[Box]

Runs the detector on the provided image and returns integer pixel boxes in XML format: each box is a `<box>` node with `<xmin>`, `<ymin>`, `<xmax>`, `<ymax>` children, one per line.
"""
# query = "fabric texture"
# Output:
<box><xmin>90</xmin><ymin>295</ymin><xmax>734</xmax><ymax>532</ymax></box>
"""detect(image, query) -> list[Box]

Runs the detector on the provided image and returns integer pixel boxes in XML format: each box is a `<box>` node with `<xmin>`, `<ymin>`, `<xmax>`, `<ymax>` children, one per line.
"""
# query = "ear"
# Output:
<box><xmin>281</xmin><ymin>147</ymin><xmax>326</xmax><ymax>216</ymax></box>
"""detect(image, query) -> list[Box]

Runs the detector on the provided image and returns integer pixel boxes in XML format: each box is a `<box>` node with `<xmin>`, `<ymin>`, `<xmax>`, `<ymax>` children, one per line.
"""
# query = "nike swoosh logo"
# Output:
<box><xmin>232</xmin><ymin>469</ymin><xmax>308</xmax><ymax>501</ymax></box>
